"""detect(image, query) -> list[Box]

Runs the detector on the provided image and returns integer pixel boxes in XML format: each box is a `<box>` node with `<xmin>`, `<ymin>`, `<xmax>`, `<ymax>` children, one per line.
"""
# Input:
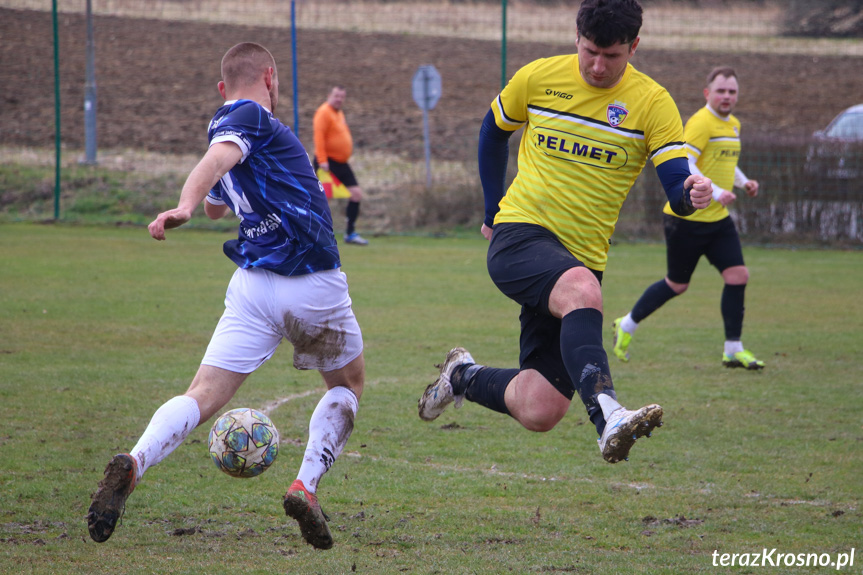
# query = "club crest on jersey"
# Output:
<box><xmin>607</xmin><ymin>104</ymin><xmax>629</xmax><ymax>127</ymax></box>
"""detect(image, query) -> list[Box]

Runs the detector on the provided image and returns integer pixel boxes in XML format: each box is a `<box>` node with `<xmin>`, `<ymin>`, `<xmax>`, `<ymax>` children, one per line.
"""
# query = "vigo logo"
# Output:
<box><xmin>533</xmin><ymin>127</ymin><xmax>627</xmax><ymax>169</ymax></box>
<box><xmin>545</xmin><ymin>88</ymin><xmax>574</xmax><ymax>100</ymax></box>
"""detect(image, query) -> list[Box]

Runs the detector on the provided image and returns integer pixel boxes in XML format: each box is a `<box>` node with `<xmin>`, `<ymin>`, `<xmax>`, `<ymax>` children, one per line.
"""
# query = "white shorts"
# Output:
<box><xmin>202</xmin><ymin>267</ymin><xmax>363</xmax><ymax>373</ymax></box>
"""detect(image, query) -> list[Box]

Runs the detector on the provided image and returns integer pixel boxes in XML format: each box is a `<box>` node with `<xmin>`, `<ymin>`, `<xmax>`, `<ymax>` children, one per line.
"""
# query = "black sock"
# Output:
<box><xmin>559</xmin><ymin>308</ymin><xmax>615</xmax><ymax>436</ymax></box>
<box><xmin>631</xmin><ymin>279</ymin><xmax>678</xmax><ymax>323</ymax></box>
<box><xmin>721</xmin><ymin>284</ymin><xmax>746</xmax><ymax>340</ymax></box>
<box><xmin>454</xmin><ymin>364</ymin><xmax>517</xmax><ymax>416</ymax></box>
<box><xmin>346</xmin><ymin>201</ymin><xmax>360</xmax><ymax>235</ymax></box>
<box><xmin>450</xmin><ymin>363</ymin><xmax>480</xmax><ymax>395</ymax></box>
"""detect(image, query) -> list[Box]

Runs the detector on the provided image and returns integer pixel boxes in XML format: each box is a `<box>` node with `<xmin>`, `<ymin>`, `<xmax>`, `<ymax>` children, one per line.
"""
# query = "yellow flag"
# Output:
<box><xmin>316</xmin><ymin>168</ymin><xmax>351</xmax><ymax>199</ymax></box>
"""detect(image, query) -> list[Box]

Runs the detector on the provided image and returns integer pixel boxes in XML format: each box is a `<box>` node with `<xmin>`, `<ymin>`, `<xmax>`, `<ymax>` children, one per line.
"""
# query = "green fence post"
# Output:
<box><xmin>501</xmin><ymin>0</ymin><xmax>507</xmax><ymax>92</ymax></box>
<box><xmin>52</xmin><ymin>0</ymin><xmax>61</xmax><ymax>220</ymax></box>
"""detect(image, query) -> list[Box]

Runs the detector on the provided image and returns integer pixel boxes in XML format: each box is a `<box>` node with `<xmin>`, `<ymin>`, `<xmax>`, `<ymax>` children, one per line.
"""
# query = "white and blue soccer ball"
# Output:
<box><xmin>208</xmin><ymin>408</ymin><xmax>279</xmax><ymax>478</ymax></box>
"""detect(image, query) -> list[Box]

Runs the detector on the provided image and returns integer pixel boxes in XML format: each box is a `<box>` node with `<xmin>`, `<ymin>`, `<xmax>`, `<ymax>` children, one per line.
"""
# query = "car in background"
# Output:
<box><xmin>804</xmin><ymin>104</ymin><xmax>863</xmax><ymax>180</ymax></box>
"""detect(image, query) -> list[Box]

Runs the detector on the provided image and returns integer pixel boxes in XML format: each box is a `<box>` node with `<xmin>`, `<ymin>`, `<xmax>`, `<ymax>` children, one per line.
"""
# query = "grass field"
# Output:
<box><xmin>1</xmin><ymin>223</ymin><xmax>861</xmax><ymax>574</ymax></box>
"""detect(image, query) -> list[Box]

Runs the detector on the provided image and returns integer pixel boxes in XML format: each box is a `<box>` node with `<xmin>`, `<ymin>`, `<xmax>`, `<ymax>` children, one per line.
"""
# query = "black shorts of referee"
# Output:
<box><xmin>313</xmin><ymin>157</ymin><xmax>358</xmax><ymax>187</ymax></box>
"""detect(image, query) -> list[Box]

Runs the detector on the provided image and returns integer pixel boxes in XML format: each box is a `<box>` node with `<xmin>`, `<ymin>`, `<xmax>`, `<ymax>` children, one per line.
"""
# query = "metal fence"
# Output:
<box><xmin>1</xmin><ymin>0</ymin><xmax>861</xmax><ymax>243</ymax></box>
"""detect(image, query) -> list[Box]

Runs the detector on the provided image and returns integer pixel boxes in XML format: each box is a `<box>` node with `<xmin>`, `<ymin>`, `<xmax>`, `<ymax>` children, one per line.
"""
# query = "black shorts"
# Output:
<box><xmin>314</xmin><ymin>157</ymin><xmax>358</xmax><ymax>187</ymax></box>
<box><xmin>664</xmin><ymin>214</ymin><xmax>745</xmax><ymax>284</ymax></box>
<box><xmin>487</xmin><ymin>222</ymin><xmax>603</xmax><ymax>399</ymax></box>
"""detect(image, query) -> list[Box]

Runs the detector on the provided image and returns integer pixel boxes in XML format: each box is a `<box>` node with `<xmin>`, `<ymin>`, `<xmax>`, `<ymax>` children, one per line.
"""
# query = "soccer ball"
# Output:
<box><xmin>208</xmin><ymin>408</ymin><xmax>280</xmax><ymax>478</ymax></box>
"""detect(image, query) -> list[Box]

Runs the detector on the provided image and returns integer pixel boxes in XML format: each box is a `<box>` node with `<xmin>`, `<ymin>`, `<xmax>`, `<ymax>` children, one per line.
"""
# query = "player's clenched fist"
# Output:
<box><xmin>685</xmin><ymin>174</ymin><xmax>713</xmax><ymax>210</ymax></box>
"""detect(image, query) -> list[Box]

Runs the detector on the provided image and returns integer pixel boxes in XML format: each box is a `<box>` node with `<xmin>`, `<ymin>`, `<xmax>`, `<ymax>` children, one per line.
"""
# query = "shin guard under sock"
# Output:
<box><xmin>462</xmin><ymin>366</ymin><xmax>518</xmax><ymax>416</ymax></box>
<box><xmin>130</xmin><ymin>395</ymin><xmax>201</xmax><ymax>481</ymax></box>
<box><xmin>721</xmin><ymin>283</ymin><xmax>746</xmax><ymax>341</ymax></box>
<box><xmin>631</xmin><ymin>279</ymin><xmax>678</xmax><ymax>324</ymax></box>
<box><xmin>297</xmin><ymin>386</ymin><xmax>359</xmax><ymax>493</ymax></box>
<box><xmin>559</xmin><ymin>308</ymin><xmax>615</xmax><ymax>436</ymax></box>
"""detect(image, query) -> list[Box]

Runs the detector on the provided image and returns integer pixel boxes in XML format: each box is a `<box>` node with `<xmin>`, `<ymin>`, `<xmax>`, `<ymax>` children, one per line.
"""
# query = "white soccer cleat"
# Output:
<box><xmin>597</xmin><ymin>404</ymin><xmax>663</xmax><ymax>463</ymax></box>
<box><xmin>418</xmin><ymin>347</ymin><xmax>475</xmax><ymax>421</ymax></box>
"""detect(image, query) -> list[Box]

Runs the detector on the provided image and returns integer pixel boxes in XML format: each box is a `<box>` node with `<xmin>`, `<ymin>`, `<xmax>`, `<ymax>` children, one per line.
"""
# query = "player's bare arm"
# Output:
<box><xmin>149</xmin><ymin>142</ymin><xmax>243</xmax><ymax>240</ymax></box>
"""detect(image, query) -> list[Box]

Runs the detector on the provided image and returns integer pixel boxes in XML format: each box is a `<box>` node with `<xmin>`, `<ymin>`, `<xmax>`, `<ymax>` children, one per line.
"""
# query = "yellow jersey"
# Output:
<box><xmin>663</xmin><ymin>105</ymin><xmax>741</xmax><ymax>222</ymax></box>
<box><xmin>491</xmin><ymin>54</ymin><xmax>687</xmax><ymax>271</ymax></box>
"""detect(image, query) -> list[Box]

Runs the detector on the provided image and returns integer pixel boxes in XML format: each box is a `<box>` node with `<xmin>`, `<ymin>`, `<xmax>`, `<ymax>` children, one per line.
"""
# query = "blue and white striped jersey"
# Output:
<box><xmin>207</xmin><ymin>99</ymin><xmax>341</xmax><ymax>276</ymax></box>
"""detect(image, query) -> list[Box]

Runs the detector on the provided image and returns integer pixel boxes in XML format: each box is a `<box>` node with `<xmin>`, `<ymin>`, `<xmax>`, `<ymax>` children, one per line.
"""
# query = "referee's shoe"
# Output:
<box><xmin>344</xmin><ymin>232</ymin><xmax>369</xmax><ymax>246</ymax></box>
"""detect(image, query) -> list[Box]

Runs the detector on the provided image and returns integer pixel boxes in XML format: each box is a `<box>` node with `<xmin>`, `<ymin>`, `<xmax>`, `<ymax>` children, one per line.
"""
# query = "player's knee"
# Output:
<box><xmin>321</xmin><ymin>355</ymin><xmax>365</xmax><ymax>400</ymax></box>
<box><xmin>666</xmin><ymin>278</ymin><xmax>689</xmax><ymax>295</ymax></box>
<box><xmin>722</xmin><ymin>265</ymin><xmax>749</xmax><ymax>285</ymax></box>
<box><xmin>549</xmin><ymin>267</ymin><xmax>603</xmax><ymax>315</ymax></box>
<box><xmin>518</xmin><ymin>404</ymin><xmax>567</xmax><ymax>432</ymax></box>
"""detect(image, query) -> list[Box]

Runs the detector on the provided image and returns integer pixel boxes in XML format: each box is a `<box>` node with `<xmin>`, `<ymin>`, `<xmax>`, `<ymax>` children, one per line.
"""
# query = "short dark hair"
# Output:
<box><xmin>706</xmin><ymin>66</ymin><xmax>737</xmax><ymax>87</ymax></box>
<box><xmin>576</xmin><ymin>0</ymin><xmax>643</xmax><ymax>48</ymax></box>
<box><xmin>221</xmin><ymin>43</ymin><xmax>276</xmax><ymax>90</ymax></box>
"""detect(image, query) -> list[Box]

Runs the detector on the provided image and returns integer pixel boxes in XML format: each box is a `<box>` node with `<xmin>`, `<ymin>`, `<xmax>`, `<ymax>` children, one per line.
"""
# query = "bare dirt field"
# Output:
<box><xmin>2</xmin><ymin>7</ymin><xmax>862</xmax><ymax>163</ymax></box>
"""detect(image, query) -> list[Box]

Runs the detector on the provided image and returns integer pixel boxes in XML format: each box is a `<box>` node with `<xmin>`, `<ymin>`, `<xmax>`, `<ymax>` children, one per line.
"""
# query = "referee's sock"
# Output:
<box><xmin>560</xmin><ymin>308</ymin><xmax>615</xmax><ymax>436</ymax></box>
<box><xmin>631</xmin><ymin>279</ymin><xmax>678</xmax><ymax>324</ymax></box>
<box><xmin>346</xmin><ymin>201</ymin><xmax>360</xmax><ymax>236</ymax></box>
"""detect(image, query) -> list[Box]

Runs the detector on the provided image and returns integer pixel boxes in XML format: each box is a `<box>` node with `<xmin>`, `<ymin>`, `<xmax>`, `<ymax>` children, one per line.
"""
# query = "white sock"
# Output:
<box><xmin>620</xmin><ymin>313</ymin><xmax>639</xmax><ymax>334</ymax></box>
<box><xmin>725</xmin><ymin>340</ymin><xmax>744</xmax><ymax>356</ymax></box>
<box><xmin>129</xmin><ymin>395</ymin><xmax>201</xmax><ymax>482</ymax></box>
<box><xmin>597</xmin><ymin>393</ymin><xmax>623</xmax><ymax>420</ymax></box>
<box><xmin>296</xmin><ymin>386</ymin><xmax>359</xmax><ymax>494</ymax></box>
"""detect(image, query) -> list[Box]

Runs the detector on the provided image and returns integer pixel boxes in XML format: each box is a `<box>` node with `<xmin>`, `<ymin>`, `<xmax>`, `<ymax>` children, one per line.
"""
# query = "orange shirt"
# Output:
<box><xmin>313</xmin><ymin>103</ymin><xmax>353</xmax><ymax>164</ymax></box>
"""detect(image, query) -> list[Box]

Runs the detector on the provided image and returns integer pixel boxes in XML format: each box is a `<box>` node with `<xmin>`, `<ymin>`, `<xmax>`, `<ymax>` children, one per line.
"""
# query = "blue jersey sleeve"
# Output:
<box><xmin>478</xmin><ymin>109</ymin><xmax>513</xmax><ymax>228</ymax></box>
<box><xmin>207</xmin><ymin>187</ymin><xmax>224</xmax><ymax>204</ymax></box>
<box><xmin>210</xmin><ymin>100</ymin><xmax>268</xmax><ymax>161</ymax></box>
<box><xmin>656</xmin><ymin>157</ymin><xmax>696</xmax><ymax>217</ymax></box>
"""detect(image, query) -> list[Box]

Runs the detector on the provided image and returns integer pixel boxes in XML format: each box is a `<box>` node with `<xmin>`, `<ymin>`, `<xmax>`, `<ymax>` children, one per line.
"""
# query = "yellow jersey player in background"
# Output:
<box><xmin>613</xmin><ymin>66</ymin><xmax>764</xmax><ymax>370</ymax></box>
<box><xmin>418</xmin><ymin>0</ymin><xmax>712</xmax><ymax>465</ymax></box>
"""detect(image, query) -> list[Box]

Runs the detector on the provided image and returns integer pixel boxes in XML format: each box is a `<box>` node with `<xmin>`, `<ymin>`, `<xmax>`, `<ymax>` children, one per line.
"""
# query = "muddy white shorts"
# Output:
<box><xmin>202</xmin><ymin>267</ymin><xmax>364</xmax><ymax>373</ymax></box>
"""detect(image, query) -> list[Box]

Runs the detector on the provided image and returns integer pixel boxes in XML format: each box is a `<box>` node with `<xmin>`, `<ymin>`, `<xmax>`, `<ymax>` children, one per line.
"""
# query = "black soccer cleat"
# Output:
<box><xmin>87</xmin><ymin>453</ymin><xmax>137</xmax><ymax>543</ymax></box>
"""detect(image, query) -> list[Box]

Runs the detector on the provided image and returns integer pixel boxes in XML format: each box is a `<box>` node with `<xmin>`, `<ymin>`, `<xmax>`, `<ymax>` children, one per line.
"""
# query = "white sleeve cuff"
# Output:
<box><xmin>210</xmin><ymin>134</ymin><xmax>250</xmax><ymax>163</ymax></box>
<box><xmin>734</xmin><ymin>166</ymin><xmax>750</xmax><ymax>188</ymax></box>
